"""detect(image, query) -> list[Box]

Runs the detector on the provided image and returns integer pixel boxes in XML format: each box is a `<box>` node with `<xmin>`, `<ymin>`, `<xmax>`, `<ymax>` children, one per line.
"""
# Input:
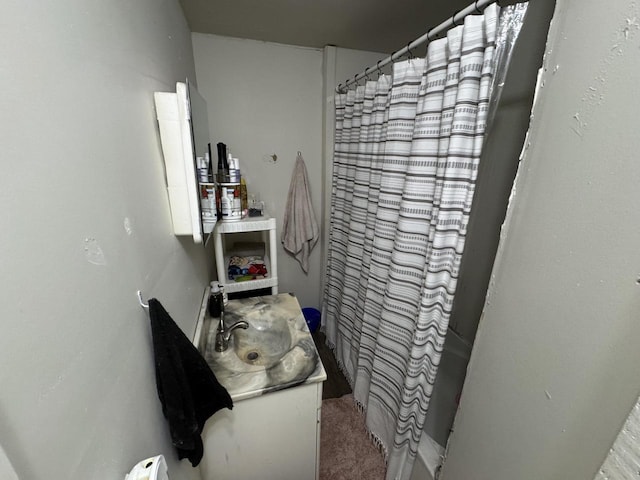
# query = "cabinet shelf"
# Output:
<box><xmin>223</xmin><ymin>276</ymin><xmax>278</xmax><ymax>294</ymax></box>
<box><xmin>214</xmin><ymin>216</ymin><xmax>275</xmax><ymax>234</ymax></box>
<box><xmin>213</xmin><ymin>216</ymin><xmax>278</xmax><ymax>295</ymax></box>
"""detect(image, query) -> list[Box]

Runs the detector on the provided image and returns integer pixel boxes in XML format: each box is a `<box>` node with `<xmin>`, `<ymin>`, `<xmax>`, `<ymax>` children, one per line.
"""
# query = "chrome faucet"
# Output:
<box><xmin>215</xmin><ymin>310</ymin><xmax>249</xmax><ymax>352</ymax></box>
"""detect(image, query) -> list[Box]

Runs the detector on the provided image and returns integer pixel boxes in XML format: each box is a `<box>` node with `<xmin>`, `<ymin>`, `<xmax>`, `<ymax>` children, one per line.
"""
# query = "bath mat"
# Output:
<box><xmin>320</xmin><ymin>394</ymin><xmax>386</xmax><ymax>480</ymax></box>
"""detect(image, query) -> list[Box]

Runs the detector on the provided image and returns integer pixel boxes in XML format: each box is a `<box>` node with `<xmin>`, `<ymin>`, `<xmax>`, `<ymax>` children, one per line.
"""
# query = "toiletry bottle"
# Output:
<box><xmin>204</xmin><ymin>152</ymin><xmax>211</xmax><ymax>182</ymax></box>
<box><xmin>215</xmin><ymin>178</ymin><xmax>222</xmax><ymax>219</ymax></box>
<box><xmin>216</xmin><ymin>142</ymin><xmax>228</xmax><ymax>173</ymax></box>
<box><xmin>231</xmin><ymin>187</ymin><xmax>241</xmax><ymax>216</ymax></box>
<box><xmin>227</xmin><ymin>185</ymin><xmax>242</xmax><ymax>220</ymax></box>
<box><xmin>221</xmin><ymin>187</ymin><xmax>231</xmax><ymax>218</ymax></box>
<box><xmin>208</xmin><ymin>143</ymin><xmax>214</xmax><ymax>181</ymax></box>
<box><xmin>220</xmin><ymin>283</ymin><xmax>228</xmax><ymax>306</ymax></box>
<box><xmin>196</xmin><ymin>156</ymin><xmax>205</xmax><ymax>182</ymax></box>
<box><xmin>240</xmin><ymin>177</ymin><xmax>248</xmax><ymax>215</ymax></box>
<box><xmin>206</xmin><ymin>187</ymin><xmax>217</xmax><ymax>221</ymax></box>
<box><xmin>208</xmin><ymin>282</ymin><xmax>223</xmax><ymax>317</ymax></box>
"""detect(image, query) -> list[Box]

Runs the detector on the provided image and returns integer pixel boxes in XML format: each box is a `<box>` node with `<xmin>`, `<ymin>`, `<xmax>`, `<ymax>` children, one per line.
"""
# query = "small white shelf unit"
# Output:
<box><xmin>213</xmin><ymin>216</ymin><xmax>278</xmax><ymax>295</ymax></box>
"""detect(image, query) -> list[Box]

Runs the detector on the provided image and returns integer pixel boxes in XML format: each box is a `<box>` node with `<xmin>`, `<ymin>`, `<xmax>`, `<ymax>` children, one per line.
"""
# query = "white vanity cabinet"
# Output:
<box><xmin>193</xmin><ymin>292</ymin><xmax>326</xmax><ymax>480</ymax></box>
<box><xmin>200</xmin><ymin>381</ymin><xmax>323</xmax><ymax>480</ymax></box>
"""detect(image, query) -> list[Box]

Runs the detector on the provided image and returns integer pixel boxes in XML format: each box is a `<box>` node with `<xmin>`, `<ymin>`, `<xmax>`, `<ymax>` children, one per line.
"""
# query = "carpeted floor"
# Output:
<box><xmin>319</xmin><ymin>394</ymin><xmax>386</xmax><ymax>480</ymax></box>
<box><xmin>313</xmin><ymin>331</ymin><xmax>387</xmax><ymax>480</ymax></box>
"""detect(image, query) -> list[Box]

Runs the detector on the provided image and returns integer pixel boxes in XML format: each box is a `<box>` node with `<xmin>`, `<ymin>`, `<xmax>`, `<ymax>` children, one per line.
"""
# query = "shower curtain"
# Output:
<box><xmin>322</xmin><ymin>4</ymin><xmax>527</xmax><ymax>480</ymax></box>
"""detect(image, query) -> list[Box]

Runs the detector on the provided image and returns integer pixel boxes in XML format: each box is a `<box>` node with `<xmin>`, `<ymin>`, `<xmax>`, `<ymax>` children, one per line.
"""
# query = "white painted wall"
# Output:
<box><xmin>441</xmin><ymin>1</ymin><xmax>640</xmax><ymax>479</ymax></box>
<box><xmin>0</xmin><ymin>1</ymin><xmax>207</xmax><ymax>478</ymax></box>
<box><xmin>192</xmin><ymin>34</ymin><xmax>324</xmax><ymax>309</ymax></box>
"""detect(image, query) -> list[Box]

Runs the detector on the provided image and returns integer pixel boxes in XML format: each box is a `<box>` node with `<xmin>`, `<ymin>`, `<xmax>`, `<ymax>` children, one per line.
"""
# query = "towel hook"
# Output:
<box><xmin>137</xmin><ymin>290</ymin><xmax>149</xmax><ymax>310</ymax></box>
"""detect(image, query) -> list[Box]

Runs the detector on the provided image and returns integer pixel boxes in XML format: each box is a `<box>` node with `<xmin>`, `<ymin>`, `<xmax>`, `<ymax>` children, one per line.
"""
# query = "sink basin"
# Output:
<box><xmin>203</xmin><ymin>294</ymin><xmax>323</xmax><ymax>400</ymax></box>
<box><xmin>232</xmin><ymin>306</ymin><xmax>293</xmax><ymax>367</ymax></box>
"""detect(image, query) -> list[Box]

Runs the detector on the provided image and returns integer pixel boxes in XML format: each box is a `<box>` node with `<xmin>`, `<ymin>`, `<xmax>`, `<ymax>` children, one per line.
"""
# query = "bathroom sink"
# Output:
<box><xmin>232</xmin><ymin>305</ymin><xmax>293</xmax><ymax>367</ymax></box>
<box><xmin>203</xmin><ymin>294</ymin><xmax>322</xmax><ymax>400</ymax></box>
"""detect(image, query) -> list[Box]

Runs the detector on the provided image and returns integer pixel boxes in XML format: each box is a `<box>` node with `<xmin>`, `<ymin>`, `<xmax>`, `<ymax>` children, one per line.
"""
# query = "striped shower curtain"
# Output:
<box><xmin>323</xmin><ymin>4</ymin><xmax>518</xmax><ymax>479</ymax></box>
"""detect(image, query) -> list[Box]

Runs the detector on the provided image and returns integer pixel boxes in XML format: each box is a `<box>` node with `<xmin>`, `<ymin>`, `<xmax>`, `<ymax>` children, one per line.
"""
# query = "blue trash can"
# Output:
<box><xmin>302</xmin><ymin>307</ymin><xmax>321</xmax><ymax>333</ymax></box>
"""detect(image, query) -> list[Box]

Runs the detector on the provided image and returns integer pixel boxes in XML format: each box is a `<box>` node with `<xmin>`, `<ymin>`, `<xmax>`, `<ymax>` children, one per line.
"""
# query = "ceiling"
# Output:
<box><xmin>179</xmin><ymin>0</ymin><xmax>474</xmax><ymax>54</ymax></box>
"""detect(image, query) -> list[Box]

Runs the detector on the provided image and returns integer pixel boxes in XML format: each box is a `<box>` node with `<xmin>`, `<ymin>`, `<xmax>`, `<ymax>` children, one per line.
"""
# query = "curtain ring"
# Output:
<box><xmin>376</xmin><ymin>59</ymin><xmax>383</xmax><ymax>75</ymax></box>
<box><xmin>475</xmin><ymin>0</ymin><xmax>482</xmax><ymax>14</ymax></box>
<box><xmin>406</xmin><ymin>42</ymin><xmax>414</xmax><ymax>60</ymax></box>
<box><xmin>364</xmin><ymin>68</ymin><xmax>370</xmax><ymax>81</ymax></box>
<box><xmin>452</xmin><ymin>10</ymin><xmax>461</xmax><ymax>26</ymax></box>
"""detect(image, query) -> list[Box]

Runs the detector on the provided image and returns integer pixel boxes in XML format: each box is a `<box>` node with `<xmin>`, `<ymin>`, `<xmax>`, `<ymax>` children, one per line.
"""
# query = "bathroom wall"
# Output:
<box><xmin>0</xmin><ymin>1</ymin><xmax>207</xmax><ymax>479</ymax></box>
<box><xmin>192</xmin><ymin>34</ymin><xmax>324</xmax><ymax>309</ymax></box>
<box><xmin>441</xmin><ymin>0</ymin><xmax>640</xmax><ymax>479</ymax></box>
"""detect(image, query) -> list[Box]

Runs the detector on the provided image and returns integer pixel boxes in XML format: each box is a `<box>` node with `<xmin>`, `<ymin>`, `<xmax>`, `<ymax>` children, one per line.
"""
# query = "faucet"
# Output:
<box><xmin>215</xmin><ymin>310</ymin><xmax>249</xmax><ymax>352</ymax></box>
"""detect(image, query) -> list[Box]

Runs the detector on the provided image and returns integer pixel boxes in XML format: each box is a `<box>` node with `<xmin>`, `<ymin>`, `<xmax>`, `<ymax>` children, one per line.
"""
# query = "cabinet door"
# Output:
<box><xmin>155</xmin><ymin>80</ymin><xmax>210</xmax><ymax>244</ymax></box>
<box><xmin>201</xmin><ymin>383</ymin><xmax>321</xmax><ymax>480</ymax></box>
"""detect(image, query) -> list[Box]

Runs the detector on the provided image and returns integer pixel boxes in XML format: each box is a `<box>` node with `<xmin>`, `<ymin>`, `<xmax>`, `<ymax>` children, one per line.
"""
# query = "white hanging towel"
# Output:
<box><xmin>281</xmin><ymin>152</ymin><xmax>319</xmax><ymax>273</ymax></box>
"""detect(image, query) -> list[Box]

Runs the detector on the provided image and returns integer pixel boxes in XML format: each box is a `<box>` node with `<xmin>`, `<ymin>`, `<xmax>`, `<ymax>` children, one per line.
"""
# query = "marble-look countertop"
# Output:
<box><xmin>200</xmin><ymin>293</ymin><xmax>326</xmax><ymax>402</ymax></box>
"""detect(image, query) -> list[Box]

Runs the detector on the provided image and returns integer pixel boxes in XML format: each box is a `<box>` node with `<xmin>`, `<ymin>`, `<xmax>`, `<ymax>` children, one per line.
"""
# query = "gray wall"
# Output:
<box><xmin>441</xmin><ymin>0</ymin><xmax>640</xmax><ymax>478</ymax></box>
<box><xmin>192</xmin><ymin>34</ymin><xmax>325</xmax><ymax>309</ymax></box>
<box><xmin>0</xmin><ymin>1</ymin><xmax>207</xmax><ymax>478</ymax></box>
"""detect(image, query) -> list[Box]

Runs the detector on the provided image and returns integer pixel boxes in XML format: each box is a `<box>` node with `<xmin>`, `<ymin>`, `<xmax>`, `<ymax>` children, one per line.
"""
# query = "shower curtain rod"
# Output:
<box><xmin>336</xmin><ymin>0</ymin><xmax>515</xmax><ymax>93</ymax></box>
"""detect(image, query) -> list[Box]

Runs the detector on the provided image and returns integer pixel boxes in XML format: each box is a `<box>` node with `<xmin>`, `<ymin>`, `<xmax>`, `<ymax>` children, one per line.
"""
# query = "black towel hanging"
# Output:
<box><xmin>148</xmin><ymin>298</ymin><xmax>233</xmax><ymax>466</ymax></box>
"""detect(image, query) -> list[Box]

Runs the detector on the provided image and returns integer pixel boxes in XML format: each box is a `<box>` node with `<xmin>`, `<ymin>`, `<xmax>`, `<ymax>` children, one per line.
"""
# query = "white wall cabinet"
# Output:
<box><xmin>213</xmin><ymin>216</ymin><xmax>278</xmax><ymax>295</ymax></box>
<box><xmin>154</xmin><ymin>80</ymin><xmax>210</xmax><ymax>244</ymax></box>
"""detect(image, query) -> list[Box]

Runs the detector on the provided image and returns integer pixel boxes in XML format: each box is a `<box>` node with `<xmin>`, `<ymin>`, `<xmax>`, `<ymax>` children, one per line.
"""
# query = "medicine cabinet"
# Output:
<box><xmin>155</xmin><ymin>80</ymin><xmax>210</xmax><ymax>244</ymax></box>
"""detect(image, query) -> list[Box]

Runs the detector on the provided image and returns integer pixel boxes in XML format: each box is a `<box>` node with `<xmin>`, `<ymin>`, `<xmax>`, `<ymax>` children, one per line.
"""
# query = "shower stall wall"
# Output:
<box><xmin>410</xmin><ymin>328</ymin><xmax>472</xmax><ymax>480</ymax></box>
